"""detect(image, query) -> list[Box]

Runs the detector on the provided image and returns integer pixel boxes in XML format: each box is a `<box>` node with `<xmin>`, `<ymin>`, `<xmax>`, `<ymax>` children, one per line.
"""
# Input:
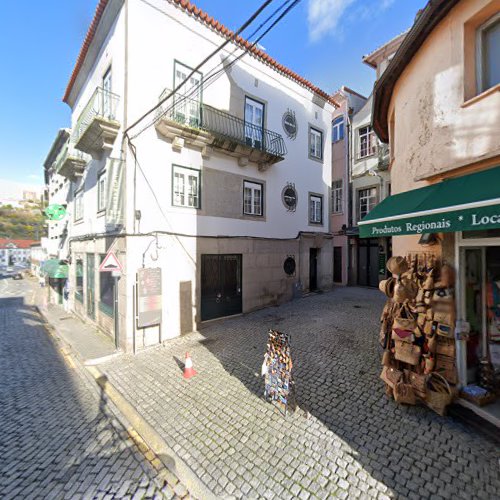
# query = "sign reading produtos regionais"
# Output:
<box><xmin>359</xmin><ymin>204</ymin><xmax>500</xmax><ymax>238</ymax></box>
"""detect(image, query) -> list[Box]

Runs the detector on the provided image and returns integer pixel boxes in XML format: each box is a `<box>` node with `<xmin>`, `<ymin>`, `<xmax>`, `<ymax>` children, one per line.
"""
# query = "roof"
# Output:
<box><xmin>362</xmin><ymin>30</ymin><xmax>409</xmax><ymax>69</ymax></box>
<box><xmin>63</xmin><ymin>0</ymin><xmax>338</xmax><ymax>107</ymax></box>
<box><xmin>372</xmin><ymin>0</ymin><xmax>460</xmax><ymax>142</ymax></box>
<box><xmin>0</xmin><ymin>239</ymin><xmax>39</xmax><ymax>249</ymax></box>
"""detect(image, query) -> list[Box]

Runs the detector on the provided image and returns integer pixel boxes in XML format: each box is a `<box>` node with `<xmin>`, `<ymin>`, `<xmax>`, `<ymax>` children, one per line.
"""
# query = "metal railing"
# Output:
<box><xmin>54</xmin><ymin>138</ymin><xmax>89</xmax><ymax>175</ymax></box>
<box><xmin>74</xmin><ymin>87</ymin><xmax>120</xmax><ymax>144</ymax></box>
<box><xmin>158</xmin><ymin>90</ymin><xmax>287</xmax><ymax>158</ymax></box>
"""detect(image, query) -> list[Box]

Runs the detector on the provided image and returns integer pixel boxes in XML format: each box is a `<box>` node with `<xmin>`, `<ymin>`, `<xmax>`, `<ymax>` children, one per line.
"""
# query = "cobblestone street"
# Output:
<box><xmin>0</xmin><ymin>279</ymin><xmax>173</xmax><ymax>499</ymax></box>
<box><xmin>101</xmin><ymin>287</ymin><xmax>500</xmax><ymax>499</ymax></box>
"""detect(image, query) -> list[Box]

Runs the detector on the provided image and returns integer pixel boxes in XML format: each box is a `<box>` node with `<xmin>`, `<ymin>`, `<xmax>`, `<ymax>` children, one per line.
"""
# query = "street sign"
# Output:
<box><xmin>137</xmin><ymin>267</ymin><xmax>162</xmax><ymax>328</ymax></box>
<box><xmin>99</xmin><ymin>251</ymin><xmax>123</xmax><ymax>272</ymax></box>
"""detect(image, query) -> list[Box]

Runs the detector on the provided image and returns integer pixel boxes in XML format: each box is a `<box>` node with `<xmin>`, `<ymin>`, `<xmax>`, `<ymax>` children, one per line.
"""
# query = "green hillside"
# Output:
<box><xmin>0</xmin><ymin>203</ymin><xmax>47</xmax><ymax>240</ymax></box>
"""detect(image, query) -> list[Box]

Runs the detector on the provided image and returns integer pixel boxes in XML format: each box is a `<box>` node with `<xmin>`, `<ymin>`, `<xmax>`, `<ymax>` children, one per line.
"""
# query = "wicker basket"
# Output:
<box><xmin>426</xmin><ymin>372</ymin><xmax>454</xmax><ymax>416</ymax></box>
<box><xmin>394</xmin><ymin>339</ymin><xmax>421</xmax><ymax>365</ymax></box>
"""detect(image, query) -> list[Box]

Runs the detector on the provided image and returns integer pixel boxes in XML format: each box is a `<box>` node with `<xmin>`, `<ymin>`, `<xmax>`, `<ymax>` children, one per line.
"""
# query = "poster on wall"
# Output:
<box><xmin>137</xmin><ymin>267</ymin><xmax>162</xmax><ymax>328</ymax></box>
<box><xmin>263</xmin><ymin>329</ymin><xmax>294</xmax><ymax>415</ymax></box>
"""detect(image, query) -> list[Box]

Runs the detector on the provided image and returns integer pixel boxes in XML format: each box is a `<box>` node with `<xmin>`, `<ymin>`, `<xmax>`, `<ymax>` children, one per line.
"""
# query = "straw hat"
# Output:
<box><xmin>386</xmin><ymin>256</ymin><xmax>409</xmax><ymax>276</ymax></box>
<box><xmin>378</xmin><ymin>278</ymin><xmax>396</xmax><ymax>298</ymax></box>
<box><xmin>393</xmin><ymin>278</ymin><xmax>418</xmax><ymax>303</ymax></box>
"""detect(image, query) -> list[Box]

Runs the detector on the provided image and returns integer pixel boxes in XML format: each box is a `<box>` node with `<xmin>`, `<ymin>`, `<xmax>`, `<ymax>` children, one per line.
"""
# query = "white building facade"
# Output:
<box><xmin>53</xmin><ymin>0</ymin><xmax>336</xmax><ymax>351</ymax></box>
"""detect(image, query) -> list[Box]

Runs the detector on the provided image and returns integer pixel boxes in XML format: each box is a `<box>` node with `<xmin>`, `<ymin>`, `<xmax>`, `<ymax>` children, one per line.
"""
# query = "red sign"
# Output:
<box><xmin>99</xmin><ymin>251</ymin><xmax>122</xmax><ymax>272</ymax></box>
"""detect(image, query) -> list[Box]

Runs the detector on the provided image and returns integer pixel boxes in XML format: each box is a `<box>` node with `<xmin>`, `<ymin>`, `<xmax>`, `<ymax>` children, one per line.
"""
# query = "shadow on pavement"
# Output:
<box><xmin>0</xmin><ymin>294</ymin><xmax>160</xmax><ymax>499</ymax></box>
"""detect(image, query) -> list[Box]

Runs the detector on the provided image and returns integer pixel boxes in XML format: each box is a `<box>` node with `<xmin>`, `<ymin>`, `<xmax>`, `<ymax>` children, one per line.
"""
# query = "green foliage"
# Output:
<box><xmin>0</xmin><ymin>206</ymin><xmax>47</xmax><ymax>240</ymax></box>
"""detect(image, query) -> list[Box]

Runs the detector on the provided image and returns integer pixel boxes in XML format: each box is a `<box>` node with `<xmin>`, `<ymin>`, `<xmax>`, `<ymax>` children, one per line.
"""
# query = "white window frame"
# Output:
<box><xmin>74</xmin><ymin>189</ymin><xmax>84</xmax><ymax>221</ymax></box>
<box><xmin>309</xmin><ymin>194</ymin><xmax>323</xmax><ymax>224</ymax></box>
<box><xmin>357</xmin><ymin>187</ymin><xmax>377</xmax><ymax>221</ymax></box>
<box><xmin>332</xmin><ymin>179</ymin><xmax>343</xmax><ymax>214</ymax></box>
<box><xmin>476</xmin><ymin>13</ymin><xmax>500</xmax><ymax>94</ymax></box>
<box><xmin>174</xmin><ymin>61</ymin><xmax>202</xmax><ymax>127</ymax></box>
<box><xmin>309</xmin><ymin>127</ymin><xmax>323</xmax><ymax>160</ymax></box>
<box><xmin>172</xmin><ymin>165</ymin><xmax>200</xmax><ymax>209</ymax></box>
<box><xmin>358</xmin><ymin>125</ymin><xmax>376</xmax><ymax>159</ymax></box>
<box><xmin>97</xmin><ymin>171</ymin><xmax>106</xmax><ymax>213</ymax></box>
<box><xmin>332</xmin><ymin>116</ymin><xmax>344</xmax><ymax>143</ymax></box>
<box><xmin>243</xmin><ymin>181</ymin><xmax>263</xmax><ymax>216</ymax></box>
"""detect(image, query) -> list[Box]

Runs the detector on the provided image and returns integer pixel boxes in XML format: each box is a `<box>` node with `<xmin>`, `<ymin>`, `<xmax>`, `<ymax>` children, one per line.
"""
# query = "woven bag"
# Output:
<box><xmin>393</xmin><ymin>305</ymin><xmax>417</xmax><ymax>331</ymax></box>
<box><xmin>435</xmin><ymin>355</ymin><xmax>458</xmax><ymax>384</ymax></box>
<box><xmin>394</xmin><ymin>381</ymin><xmax>416</xmax><ymax>405</ymax></box>
<box><xmin>426</xmin><ymin>372</ymin><xmax>453</xmax><ymax>416</ymax></box>
<box><xmin>436</xmin><ymin>338</ymin><xmax>455</xmax><ymax>357</ymax></box>
<box><xmin>394</xmin><ymin>339</ymin><xmax>421</xmax><ymax>365</ymax></box>
<box><xmin>380</xmin><ymin>366</ymin><xmax>403</xmax><ymax>389</ymax></box>
<box><xmin>405</xmin><ymin>370</ymin><xmax>427</xmax><ymax>399</ymax></box>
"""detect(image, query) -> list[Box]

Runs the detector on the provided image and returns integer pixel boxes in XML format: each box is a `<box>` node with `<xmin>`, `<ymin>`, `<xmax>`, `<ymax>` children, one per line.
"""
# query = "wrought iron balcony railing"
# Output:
<box><xmin>158</xmin><ymin>90</ymin><xmax>287</xmax><ymax>158</ymax></box>
<box><xmin>74</xmin><ymin>87</ymin><xmax>120</xmax><ymax>145</ymax></box>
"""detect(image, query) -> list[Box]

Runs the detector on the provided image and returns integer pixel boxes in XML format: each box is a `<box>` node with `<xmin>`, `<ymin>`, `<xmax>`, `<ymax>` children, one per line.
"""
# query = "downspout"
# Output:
<box><xmin>346</xmin><ymin>108</ymin><xmax>353</xmax><ymax>285</ymax></box>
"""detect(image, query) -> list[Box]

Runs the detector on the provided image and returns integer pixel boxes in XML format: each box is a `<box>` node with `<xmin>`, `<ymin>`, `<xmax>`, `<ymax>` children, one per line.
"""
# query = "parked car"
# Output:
<box><xmin>12</xmin><ymin>272</ymin><xmax>23</xmax><ymax>280</ymax></box>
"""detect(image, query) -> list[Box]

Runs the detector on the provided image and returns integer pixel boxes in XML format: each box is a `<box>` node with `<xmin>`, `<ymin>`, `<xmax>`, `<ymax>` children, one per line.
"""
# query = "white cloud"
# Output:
<box><xmin>307</xmin><ymin>0</ymin><xmax>397</xmax><ymax>41</ymax></box>
<box><xmin>308</xmin><ymin>0</ymin><xmax>356</xmax><ymax>42</ymax></box>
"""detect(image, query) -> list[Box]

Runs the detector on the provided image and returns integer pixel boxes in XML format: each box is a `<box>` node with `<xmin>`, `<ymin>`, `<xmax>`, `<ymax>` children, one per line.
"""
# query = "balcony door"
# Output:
<box><xmin>102</xmin><ymin>67</ymin><xmax>113</xmax><ymax>118</ymax></box>
<box><xmin>174</xmin><ymin>61</ymin><xmax>202</xmax><ymax>127</ymax></box>
<box><xmin>244</xmin><ymin>97</ymin><xmax>264</xmax><ymax>150</ymax></box>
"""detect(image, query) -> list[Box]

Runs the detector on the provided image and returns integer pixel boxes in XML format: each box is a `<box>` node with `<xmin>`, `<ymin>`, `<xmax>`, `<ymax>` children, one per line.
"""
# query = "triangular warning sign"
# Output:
<box><xmin>99</xmin><ymin>251</ymin><xmax>123</xmax><ymax>272</ymax></box>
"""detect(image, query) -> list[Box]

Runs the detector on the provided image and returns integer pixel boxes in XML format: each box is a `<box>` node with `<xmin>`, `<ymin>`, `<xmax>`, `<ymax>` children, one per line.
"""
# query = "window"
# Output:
<box><xmin>99</xmin><ymin>254</ymin><xmax>115</xmax><ymax>316</ymax></box>
<box><xmin>332</xmin><ymin>180</ymin><xmax>343</xmax><ymax>214</ymax></box>
<box><xmin>243</xmin><ymin>181</ymin><xmax>263</xmax><ymax>216</ymax></box>
<box><xmin>173</xmin><ymin>61</ymin><xmax>202</xmax><ymax>127</ymax></box>
<box><xmin>172</xmin><ymin>165</ymin><xmax>200</xmax><ymax>208</ymax></box>
<box><xmin>358</xmin><ymin>126</ymin><xmax>376</xmax><ymax>158</ymax></box>
<box><xmin>74</xmin><ymin>189</ymin><xmax>84</xmax><ymax>221</ymax></box>
<box><xmin>97</xmin><ymin>171</ymin><xmax>106</xmax><ymax>212</ymax></box>
<box><xmin>309</xmin><ymin>127</ymin><xmax>323</xmax><ymax>160</ymax></box>
<box><xmin>332</xmin><ymin>116</ymin><xmax>344</xmax><ymax>142</ymax></box>
<box><xmin>358</xmin><ymin>187</ymin><xmax>377</xmax><ymax>220</ymax></box>
<box><xmin>75</xmin><ymin>258</ymin><xmax>84</xmax><ymax>303</ymax></box>
<box><xmin>102</xmin><ymin>67</ymin><xmax>113</xmax><ymax>118</ymax></box>
<box><xmin>477</xmin><ymin>14</ymin><xmax>500</xmax><ymax>93</ymax></box>
<box><xmin>245</xmin><ymin>97</ymin><xmax>264</xmax><ymax>149</ymax></box>
<box><xmin>309</xmin><ymin>194</ymin><xmax>323</xmax><ymax>224</ymax></box>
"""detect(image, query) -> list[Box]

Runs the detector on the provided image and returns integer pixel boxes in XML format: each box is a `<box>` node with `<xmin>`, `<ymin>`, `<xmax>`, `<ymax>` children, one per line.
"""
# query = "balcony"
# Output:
<box><xmin>74</xmin><ymin>87</ymin><xmax>120</xmax><ymax>158</ymax></box>
<box><xmin>155</xmin><ymin>91</ymin><xmax>287</xmax><ymax>171</ymax></box>
<box><xmin>54</xmin><ymin>139</ymin><xmax>90</xmax><ymax>180</ymax></box>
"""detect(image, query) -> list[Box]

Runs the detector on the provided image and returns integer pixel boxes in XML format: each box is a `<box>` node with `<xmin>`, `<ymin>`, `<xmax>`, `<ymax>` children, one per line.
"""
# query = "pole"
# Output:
<box><xmin>114</xmin><ymin>275</ymin><xmax>120</xmax><ymax>349</ymax></box>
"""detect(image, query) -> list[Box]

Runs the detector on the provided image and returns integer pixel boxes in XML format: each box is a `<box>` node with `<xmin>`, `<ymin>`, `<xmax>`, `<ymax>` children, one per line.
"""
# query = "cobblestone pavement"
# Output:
<box><xmin>0</xmin><ymin>279</ymin><xmax>179</xmax><ymax>499</ymax></box>
<box><xmin>101</xmin><ymin>287</ymin><xmax>500</xmax><ymax>499</ymax></box>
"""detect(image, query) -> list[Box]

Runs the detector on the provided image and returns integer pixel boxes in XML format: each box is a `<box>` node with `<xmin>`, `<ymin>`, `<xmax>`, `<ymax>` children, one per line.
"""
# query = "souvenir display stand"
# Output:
<box><xmin>263</xmin><ymin>329</ymin><xmax>294</xmax><ymax>416</ymax></box>
<box><xmin>379</xmin><ymin>255</ymin><xmax>458</xmax><ymax>415</ymax></box>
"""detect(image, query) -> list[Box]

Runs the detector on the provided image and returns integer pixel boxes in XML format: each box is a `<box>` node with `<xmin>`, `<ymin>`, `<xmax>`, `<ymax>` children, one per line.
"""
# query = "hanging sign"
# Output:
<box><xmin>263</xmin><ymin>329</ymin><xmax>294</xmax><ymax>415</ymax></box>
<box><xmin>99</xmin><ymin>251</ymin><xmax>123</xmax><ymax>273</ymax></box>
<box><xmin>44</xmin><ymin>204</ymin><xmax>66</xmax><ymax>221</ymax></box>
<box><xmin>137</xmin><ymin>267</ymin><xmax>162</xmax><ymax>328</ymax></box>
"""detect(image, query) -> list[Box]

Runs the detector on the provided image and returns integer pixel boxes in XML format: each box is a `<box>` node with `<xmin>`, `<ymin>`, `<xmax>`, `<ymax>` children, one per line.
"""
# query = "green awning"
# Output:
<box><xmin>359</xmin><ymin>166</ymin><xmax>500</xmax><ymax>238</ymax></box>
<box><xmin>42</xmin><ymin>259</ymin><xmax>69</xmax><ymax>279</ymax></box>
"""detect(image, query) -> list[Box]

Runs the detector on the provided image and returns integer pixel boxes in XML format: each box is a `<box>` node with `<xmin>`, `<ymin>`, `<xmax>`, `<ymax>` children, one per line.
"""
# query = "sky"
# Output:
<box><xmin>0</xmin><ymin>0</ymin><xmax>426</xmax><ymax>189</ymax></box>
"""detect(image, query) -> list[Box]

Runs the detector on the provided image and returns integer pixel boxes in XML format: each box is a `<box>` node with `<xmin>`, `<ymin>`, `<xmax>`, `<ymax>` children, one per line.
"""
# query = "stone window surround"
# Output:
<box><xmin>308</xmin><ymin>192</ymin><xmax>323</xmax><ymax>225</ymax></box>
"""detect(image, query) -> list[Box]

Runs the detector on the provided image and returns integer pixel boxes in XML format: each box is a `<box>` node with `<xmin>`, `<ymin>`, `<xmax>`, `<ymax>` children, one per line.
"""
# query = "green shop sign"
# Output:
<box><xmin>360</xmin><ymin>204</ymin><xmax>500</xmax><ymax>238</ymax></box>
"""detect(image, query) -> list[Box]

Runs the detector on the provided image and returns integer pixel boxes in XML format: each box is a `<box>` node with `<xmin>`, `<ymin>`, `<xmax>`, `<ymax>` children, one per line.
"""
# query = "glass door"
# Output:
<box><xmin>244</xmin><ymin>97</ymin><xmax>264</xmax><ymax>150</ymax></box>
<box><xmin>86</xmin><ymin>253</ymin><xmax>95</xmax><ymax>320</ymax></box>
<box><xmin>102</xmin><ymin>67</ymin><xmax>113</xmax><ymax>118</ymax></box>
<box><xmin>174</xmin><ymin>62</ymin><xmax>202</xmax><ymax>127</ymax></box>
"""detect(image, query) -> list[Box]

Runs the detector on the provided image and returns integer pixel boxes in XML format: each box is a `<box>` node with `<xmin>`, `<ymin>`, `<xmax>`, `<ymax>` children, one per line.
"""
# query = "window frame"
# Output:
<box><xmin>171</xmin><ymin>164</ymin><xmax>201</xmax><ymax>209</ymax></box>
<box><xmin>476</xmin><ymin>12</ymin><xmax>500</xmax><ymax>94</ymax></box>
<box><xmin>357</xmin><ymin>186</ymin><xmax>378</xmax><ymax>221</ymax></box>
<box><xmin>173</xmin><ymin>60</ymin><xmax>203</xmax><ymax>127</ymax></box>
<box><xmin>331</xmin><ymin>179</ymin><xmax>343</xmax><ymax>214</ymax></box>
<box><xmin>308</xmin><ymin>126</ymin><xmax>324</xmax><ymax>161</ymax></box>
<box><xmin>74</xmin><ymin>188</ymin><xmax>84</xmax><ymax>222</ymax></box>
<box><xmin>309</xmin><ymin>193</ymin><xmax>323</xmax><ymax>225</ymax></box>
<box><xmin>75</xmin><ymin>257</ymin><xmax>84</xmax><ymax>303</ymax></box>
<box><xmin>97</xmin><ymin>170</ymin><xmax>106</xmax><ymax>213</ymax></box>
<box><xmin>332</xmin><ymin>116</ymin><xmax>345</xmax><ymax>143</ymax></box>
<box><xmin>99</xmin><ymin>254</ymin><xmax>115</xmax><ymax>317</ymax></box>
<box><xmin>244</xmin><ymin>96</ymin><xmax>266</xmax><ymax>150</ymax></box>
<box><xmin>358</xmin><ymin>125</ymin><xmax>377</xmax><ymax>159</ymax></box>
<box><xmin>243</xmin><ymin>180</ymin><xmax>264</xmax><ymax>217</ymax></box>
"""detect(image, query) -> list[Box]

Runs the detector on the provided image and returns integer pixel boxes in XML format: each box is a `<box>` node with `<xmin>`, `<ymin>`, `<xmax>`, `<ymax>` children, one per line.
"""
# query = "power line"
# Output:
<box><xmin>124</xmin><ymin>0</ymin><xmax>274</xmax><ymax>137</ymax></box>
<box><xmin>130</xmin><ymin>0</ymin><xmax>303</xmax><ymax>140</ymax></box>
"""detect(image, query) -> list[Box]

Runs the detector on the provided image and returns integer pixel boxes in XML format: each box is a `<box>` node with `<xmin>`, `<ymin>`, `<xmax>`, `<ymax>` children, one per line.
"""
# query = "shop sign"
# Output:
<box><xmin>359</xmin><ymin>204</ymin><xmax>500</xmax><ymax>238</ymax></box>
<box><xmin>137</xmin><ymin>267</ymin><xmax>162</xmax><ymax>328</ymax></box>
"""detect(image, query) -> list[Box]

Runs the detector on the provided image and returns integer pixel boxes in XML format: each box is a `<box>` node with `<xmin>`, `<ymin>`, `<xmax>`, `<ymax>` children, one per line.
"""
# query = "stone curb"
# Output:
<box><xmin>34</xmin><ymin>304</ymin><xmax>214</xmax><ymax>500</ymax></box>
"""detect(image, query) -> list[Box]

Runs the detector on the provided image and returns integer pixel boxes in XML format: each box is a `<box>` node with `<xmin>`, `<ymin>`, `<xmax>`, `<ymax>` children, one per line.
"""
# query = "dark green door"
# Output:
<box><xmin>201</xmin><ymin>254</ymin><xmax>242</xmax><ymax>321</ymax></box>
<box><xmin>86</xmin><ymin>253</ymin><xmax>95</xmax><ymax>320</ymax></box>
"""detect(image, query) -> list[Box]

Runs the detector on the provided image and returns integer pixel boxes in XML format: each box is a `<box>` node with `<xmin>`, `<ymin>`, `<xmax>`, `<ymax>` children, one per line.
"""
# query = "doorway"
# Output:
<box><xmin>357</xmin><ymin>238</ymin><xmax>379</xmax><ymax>287</ymax></box>
<box><xmin>86</xmin><ymin>253</ymin><xmax>95</xmax><ymax>320</ymax></box>
<box><xmin>333</xmin><ymin>246</ymin><xmax>342</xmax><ymax>283</ymax></box>
<box><xmin>201</xmin><ymin>254</ymin><xmax>242</xmax><ymax>321</ymax></box>
<box><xmin>244</xmin><ymin>97</ymin><xmax>264</xmax><ymax>150</ymax></box>
<box><xmin>309</xmin><ymin>248</ymin><xmax>319</xmax><ymax>291</ymax></box>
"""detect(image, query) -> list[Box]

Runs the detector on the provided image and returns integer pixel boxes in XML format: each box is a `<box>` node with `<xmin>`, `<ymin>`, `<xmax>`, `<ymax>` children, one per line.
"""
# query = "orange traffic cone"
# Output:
<box><xmin>183</xmin><ymin>352</ymin><xmax>197</xmax><ymax>379</ymax></box>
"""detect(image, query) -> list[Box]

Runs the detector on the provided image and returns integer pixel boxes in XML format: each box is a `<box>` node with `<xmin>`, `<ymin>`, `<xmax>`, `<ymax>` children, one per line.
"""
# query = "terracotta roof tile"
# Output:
<box><xmin>63</xmin><ymin>0</ymin><xmax>338</xmax><ymax>107</ymax></box>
